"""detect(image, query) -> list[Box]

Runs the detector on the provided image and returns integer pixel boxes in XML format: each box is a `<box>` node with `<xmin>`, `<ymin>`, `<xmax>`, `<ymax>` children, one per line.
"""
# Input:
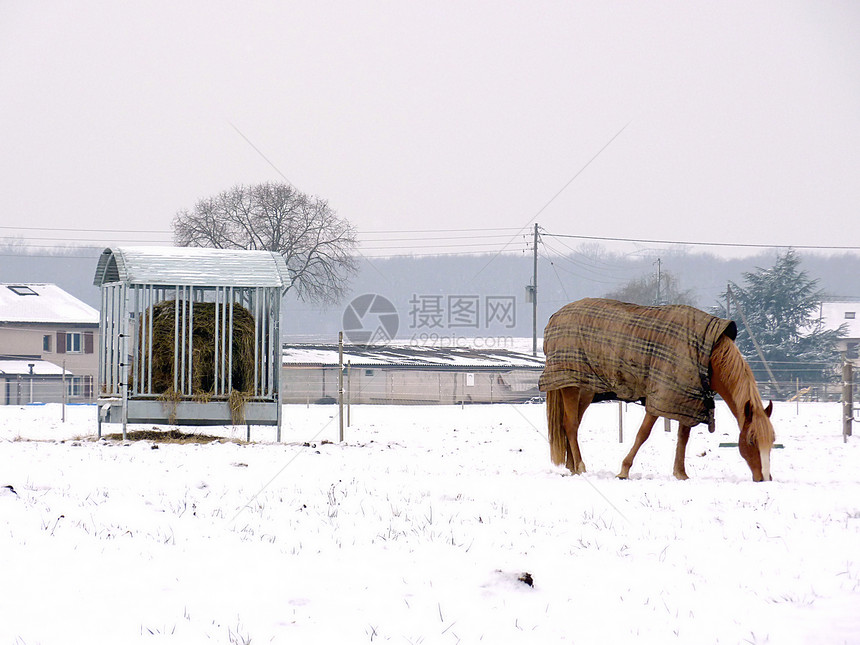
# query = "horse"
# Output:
<box><xmin>539</xmin><ymin>298</ymin><xmax>775</xmax><ymax>482</ymax></box>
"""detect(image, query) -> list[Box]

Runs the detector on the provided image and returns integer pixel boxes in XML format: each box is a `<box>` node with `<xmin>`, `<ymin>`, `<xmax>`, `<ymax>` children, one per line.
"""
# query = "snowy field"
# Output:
<box><xmin>1</xmin><ymin>401</ymin><xmax>859</xmax><ymax>644</ymax></box>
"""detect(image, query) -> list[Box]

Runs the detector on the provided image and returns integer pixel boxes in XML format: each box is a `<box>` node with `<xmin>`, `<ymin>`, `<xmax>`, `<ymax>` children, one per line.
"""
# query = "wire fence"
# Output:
<box><xmin>281</xmin><ymin>367</ymin><xmax>544</xmax><ymax>405</ymax></box>
<box><xmin>0</xmin><ymin>376</ymin><xmax>94</xmax><ymax>406</ymax></box>
<box><xmin>2</xmin><ymin>370</ymin><xmax>857</xmax><ymax>407</ymax></box>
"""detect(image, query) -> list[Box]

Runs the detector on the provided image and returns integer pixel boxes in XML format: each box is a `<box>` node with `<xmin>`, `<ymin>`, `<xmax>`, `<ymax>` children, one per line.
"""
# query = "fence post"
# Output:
<box><xmin>843</xmin><ymin>358</ymin><xmax>853</xmax><ymax>443</ymax></box>
<box><xmin>338</xmin><ymin>332</ymin><xmax>344</xmax><ymax>443</ymax></box>
<box><xmin>618</xmin><ymin>401</ymin><xmax>623</xmax><ymax>443</ymax></box>
<box><xmin>347</xmin><ymin>360</ymin><xmax>351</xmax><ymax>427</ymax></box>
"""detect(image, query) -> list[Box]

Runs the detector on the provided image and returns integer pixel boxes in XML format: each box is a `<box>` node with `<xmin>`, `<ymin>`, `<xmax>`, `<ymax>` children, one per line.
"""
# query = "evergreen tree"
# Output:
<box><xmin>713</xmin><ymin>249</ymin><xmax>845</xmax><ymax>392</ymax></box>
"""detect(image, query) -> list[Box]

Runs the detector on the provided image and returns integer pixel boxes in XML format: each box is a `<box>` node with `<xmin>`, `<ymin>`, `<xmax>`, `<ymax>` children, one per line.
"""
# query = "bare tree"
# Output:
<box><xmin>173</xmin><ymin>182</ymin><xmax>358</xmax><ymax>303</ymax></box>
<box><xmin>605</xmin><ymin>271</ymin><xmax>696</xmax><ymax>306</ymax></box>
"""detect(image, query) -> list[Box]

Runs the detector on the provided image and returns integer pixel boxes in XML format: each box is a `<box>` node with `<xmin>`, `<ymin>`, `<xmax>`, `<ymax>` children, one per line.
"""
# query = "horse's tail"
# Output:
<box><xmin>546</xmin><ymin>389</ymin><xmax>567</xmax><ymax>467</ymax></box>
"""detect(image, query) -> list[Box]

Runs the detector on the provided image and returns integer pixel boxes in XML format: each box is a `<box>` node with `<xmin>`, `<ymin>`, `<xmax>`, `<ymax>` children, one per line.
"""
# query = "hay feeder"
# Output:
<box><xmin>94</xmin><ymin>247</ymin><xmax>290</xmax><ymax>440</ymax></box>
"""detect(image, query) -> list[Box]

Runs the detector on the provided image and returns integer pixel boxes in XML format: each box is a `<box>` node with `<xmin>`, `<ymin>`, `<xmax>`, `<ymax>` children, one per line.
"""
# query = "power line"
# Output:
<box><xmin>358</xmin><ymin>226</ymin><xmax>523</xmax><ymax>234</ymax></box>
<box><xmin>539</xmin><ymin>237</ymin><xmax>637</xmax><ymax>281</ymax></box>
<box><xmin>0</xmin><ymin>236</ymin><xmax>171</xmax><ymax>244</ymax></box>
<box><xmin>541</xmin><ymin>231</ymin><xmax>860</xmax><ymax>252</ymax></box>
<box><xmin>0</xmin><ymin>225</ymin><xmax>171</xmax><ymax>234</ymax></box>
<box><xmin>361</xmin><ymin>241</ymin><xmax>524</xmax><ymax>251</ymax></box>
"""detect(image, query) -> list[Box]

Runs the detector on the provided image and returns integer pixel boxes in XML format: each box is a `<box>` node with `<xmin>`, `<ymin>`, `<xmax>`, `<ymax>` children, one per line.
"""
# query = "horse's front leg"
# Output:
<box><xmin>672</xmin><ymin>425</ymin><xmax>692</xmax><ymax>480</ymax></box>
<box><xmin>617</xmin><ymin>413</ymin><xmax>659</xmax><ymax>479</ymax></box>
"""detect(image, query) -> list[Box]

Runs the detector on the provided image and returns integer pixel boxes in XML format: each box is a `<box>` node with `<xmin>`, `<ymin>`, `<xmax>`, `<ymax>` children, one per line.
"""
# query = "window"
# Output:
<box><xmin>6</xmin><ymin>285</ymin><xmax>38</xmax><ymax>296</ymax></box>
<box><xmin>67</xmin><ymin>377</ymin><xmax>83</xmax><ymax>397</ymax></box>
<box><xmin>66</xmin><ymin>376</ymin><xmax>93</xmax><ymax>398</ymax></box>
<box><xmin>845</xmin><ymin>312</ymin><xmax>856</xmax><ymax>320</ymax></box>
<box><xmin>43</xmin><ymin>335</ymin><xmax>52</xmax><ymax>352</ymax></box>
<box><xmin>56</xmin><ymin>331</ymin><xmax>93</xmax><ymax>354</ymax></box>
<box><xmin>66</xmin><ymin>332</ymin><xmax>82</xmax><ymax>353</ymax></box>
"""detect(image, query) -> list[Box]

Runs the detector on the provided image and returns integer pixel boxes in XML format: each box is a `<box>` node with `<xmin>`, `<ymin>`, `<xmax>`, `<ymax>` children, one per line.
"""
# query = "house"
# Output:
<box><xmin>819</xmin><ymin>300</ymin><xmax>860</xmax><ymax>360</ymax></box>
<box><xmin>0</xmin><ymin>359</ymin><xmax>69</xmax><ymax>405</ymax></box>
<box><xmin>0</xmin><ymin>283</ymin><xmax>99</xmax><ymax>403</ymax></box>
<box><xmin>282</xmin><ymin>343</ymin><xmax>545</xmax><ymax>404</ymax></box>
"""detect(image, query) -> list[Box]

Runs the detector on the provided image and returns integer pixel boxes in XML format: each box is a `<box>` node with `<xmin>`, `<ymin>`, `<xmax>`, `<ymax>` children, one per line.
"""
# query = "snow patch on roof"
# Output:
<box><xmin>0</xmin><ymin>359</ymin><xmax>68</xmax><ymax>376</ymax></box>
<box><xmin>0</xmin><ymin>284</ymin><xmax>98</xmax><ymax>324</ymax></box>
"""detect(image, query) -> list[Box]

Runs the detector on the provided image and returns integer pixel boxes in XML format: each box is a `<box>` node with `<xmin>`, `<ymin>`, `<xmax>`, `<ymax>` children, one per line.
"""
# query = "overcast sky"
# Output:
<box><xmin>2</xmin><ymin>1</ymin><xmax>859</xmax><ymax>257</ymax></box>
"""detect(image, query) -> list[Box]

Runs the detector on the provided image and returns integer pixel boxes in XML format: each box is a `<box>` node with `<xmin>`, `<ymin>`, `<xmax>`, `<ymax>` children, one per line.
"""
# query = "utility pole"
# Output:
<box><xmin>532</xmin><ymin>223</ymin><xmax>538</xmax><ymax>357</ymax></box>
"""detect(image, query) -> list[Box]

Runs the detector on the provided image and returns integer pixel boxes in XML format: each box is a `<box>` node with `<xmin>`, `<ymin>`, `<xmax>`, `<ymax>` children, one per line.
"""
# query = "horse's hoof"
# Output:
<box><xmin>616</xmin><ymin>473</ymin><xmax>628</xmax><ymax>480</ymax></box>
<box><xmin>674</xmin><ymin>472</ymin><xmax>689</xmax><ymax>480</ymax></box>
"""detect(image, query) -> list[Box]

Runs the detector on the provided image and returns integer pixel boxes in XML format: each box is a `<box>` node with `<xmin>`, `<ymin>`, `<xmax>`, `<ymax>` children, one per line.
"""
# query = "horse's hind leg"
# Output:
<box><xmin>672</xmin><ymin>425</ymin><xmax>692</xmax><ymax>480</ymax></box>
<box><xmin>561</xmin><ymin>387</ymin><xmax>593</xmax><ymax>474</ymax></box>
<box><xmin>617</xmin><ymin>412</ymin><xmax>659</xmax><ymax>479</ymax></box>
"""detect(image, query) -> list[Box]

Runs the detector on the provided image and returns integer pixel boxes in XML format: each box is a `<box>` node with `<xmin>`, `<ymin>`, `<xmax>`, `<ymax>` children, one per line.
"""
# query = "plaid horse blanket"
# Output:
<box><xmin>539</xmin><ymin>298</ymin><xmax>737</xmax><ymax>426</ymax></box>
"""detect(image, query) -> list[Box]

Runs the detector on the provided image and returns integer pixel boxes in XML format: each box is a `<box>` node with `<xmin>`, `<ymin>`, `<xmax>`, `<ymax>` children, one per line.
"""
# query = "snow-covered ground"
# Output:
<box><xmin>1</xmin><ymin>401</ymin><xmax>858</xmax><ymax>644</ymax></box>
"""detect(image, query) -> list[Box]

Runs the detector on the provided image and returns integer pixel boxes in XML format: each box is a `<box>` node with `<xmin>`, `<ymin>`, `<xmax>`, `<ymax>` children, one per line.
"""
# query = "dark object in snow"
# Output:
<box><xmin>518</xmin><ymin>572</ymin><xmax>534</xmax><ymax>587</ymax></box>
<box><xmin>2</xmin><ymin>485</ymin><xmax>17</xmax><ymax>496</ymax></box>
<box><xmin>103</xmin><ymin>429</ymin><xmax>232</xmax><ymax>444</ymax></box>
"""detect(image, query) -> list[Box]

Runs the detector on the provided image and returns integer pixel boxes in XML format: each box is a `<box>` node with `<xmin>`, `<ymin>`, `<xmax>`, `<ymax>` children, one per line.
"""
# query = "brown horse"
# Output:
<box><xmin>541</xmin><ymin>299</ymin><xmax>776</xmax><ymax>482</ymax></box>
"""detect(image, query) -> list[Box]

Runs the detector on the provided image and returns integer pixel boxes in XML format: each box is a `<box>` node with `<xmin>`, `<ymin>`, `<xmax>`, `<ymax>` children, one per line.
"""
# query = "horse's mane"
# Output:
<box><xmin>711</xmin><ymin>335</ymin><xmax>776</xmax><ymax>448</ymax></box>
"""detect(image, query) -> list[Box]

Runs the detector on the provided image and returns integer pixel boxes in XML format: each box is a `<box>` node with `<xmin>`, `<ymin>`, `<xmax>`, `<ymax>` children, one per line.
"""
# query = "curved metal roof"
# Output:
<box><xmin>93</xmin><ymin>247</ymin><xmax>291</xmax><ymax>289</ymax></box>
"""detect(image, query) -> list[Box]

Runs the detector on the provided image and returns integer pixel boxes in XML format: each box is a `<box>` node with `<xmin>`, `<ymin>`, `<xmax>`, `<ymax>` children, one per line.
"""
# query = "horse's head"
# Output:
<box><xmin>738</xmin><ymin>400</ymin><xmax>775</xmax><ymax>482</ymax></box>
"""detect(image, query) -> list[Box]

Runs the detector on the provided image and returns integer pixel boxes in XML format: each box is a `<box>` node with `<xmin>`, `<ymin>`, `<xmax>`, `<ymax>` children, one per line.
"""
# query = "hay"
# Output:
<box><xmin>135</xmin><ymin>299</ymin><xmax>258</xmax><ymax>398</ymax></box>
<box><xmin>103</xmin><ymin>429</ymin><xmax>236</xmax><ymax>444</ymax></box>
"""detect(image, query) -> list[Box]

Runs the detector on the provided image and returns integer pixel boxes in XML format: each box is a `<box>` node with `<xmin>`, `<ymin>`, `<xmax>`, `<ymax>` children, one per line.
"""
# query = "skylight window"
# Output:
<box><xmin>845</xmin><ymin>312</ymin><xmax>856</xmax><ymax>320</ymax></box>
<box><xmin>6</xmin><ymin>285</ymin><xmax>38</xmax><ymax>296</ymax></box>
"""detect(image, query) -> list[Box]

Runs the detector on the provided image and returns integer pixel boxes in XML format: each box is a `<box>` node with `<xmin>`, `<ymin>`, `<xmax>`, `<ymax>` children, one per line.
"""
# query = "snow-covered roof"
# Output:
<box><xmin>93</xmin><ymin>246</ymin><xmax>291</xmax><ymax>289</ymax></box>
<box><xmin>0</xmin><ymin>359</ymin><xmax>69</xmax><ymax>376</ymax></box>
<box><xmin>283</xmin><ymin>343</ymin><xmax>545</xmax><ymax>369</ymax></box>
<box><xmin>819</xmin><ymin>301</ymin><xmax>860</xmax><ymax>339</ymax></box>
<box><xmin>0</xmin><ymin>284</ymin><xmax>99</xmax><ymax>325</ymax></box>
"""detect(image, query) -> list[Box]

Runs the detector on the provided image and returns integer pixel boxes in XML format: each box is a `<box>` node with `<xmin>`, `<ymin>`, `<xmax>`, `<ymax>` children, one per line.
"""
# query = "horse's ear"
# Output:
<box><xmin>743</xmin><ymin>400</ymin><xmax>753</xmax><ymax>424</ymax></box>
<box><xmin>765</xmin><ymin>400</ymin><xmax>773</xmax><ymax>418</ymax></box>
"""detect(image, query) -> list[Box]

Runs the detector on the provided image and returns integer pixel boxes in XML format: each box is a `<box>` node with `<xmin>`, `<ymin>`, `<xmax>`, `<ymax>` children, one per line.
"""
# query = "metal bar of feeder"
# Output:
<box><xmin>147</xmin><ymin>285</ymin><xmax>154</xmax><ymax>394</ymax></box>
<box><xmin>98</xmin><ymin>285</ymin><xmax>106</xmax><ymax>396</ymax></box>
<box><xmin>228</xmin><ymin>287</ymin><xmax>234</xmax><ymax>393</ymax></box>
<box><xmin>253</xmin><ymin>287</ymin><xmax>260</xmax><ymax>397</ymax></box>
<box><xmin>173</xmin><ymin>288</ymin><xmax>180</xmax><ymax>394</ymax></box>
<box><xmin>264</xmin><ymin>288</ymin><xmax>271</xmax><ymax>396</ymax></box>
<box><xmin>120</xmin><ymin>283</ymin><xmax>128</xmax><ymax>441</ymax></box>
<box><xmin>221</xmin><ymin>287</ymin><xmax>228</xmax><ymax>395</ymax></box>
<box><xmin>112</xmin><ymin>284</ymin><xmax>120</xmax><ymax>394</ymax></box>
<box><xmin>213</xmin><ymin>287</ymin><xmax>220</xmax><ymax>396</ymax></box>
<box><xmin>132</xmin><ymin>285</ymin><xmax>140</xmax><ymax>396</ymax></box>
<box><xmin>188</xmin><ymin>288</ymin><xmax>195</xmax><ymax>395</ymax></box>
